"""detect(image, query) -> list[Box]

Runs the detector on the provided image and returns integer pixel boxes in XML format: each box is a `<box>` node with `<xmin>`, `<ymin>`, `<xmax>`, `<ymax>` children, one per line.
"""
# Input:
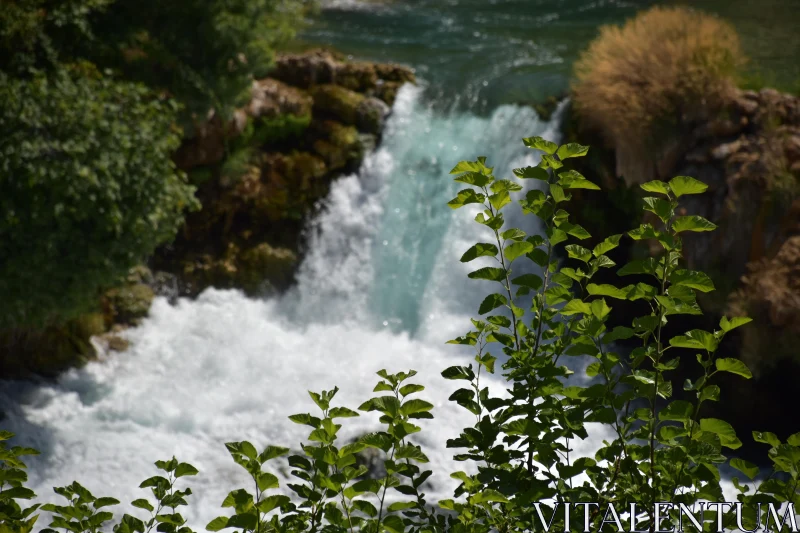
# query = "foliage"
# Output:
<box><xmin>4</xmin><ymin>138</ymin><xmax>800</xmax><ymax>532</ymax></box>
<box><xmin>0</xmin><ymin>0</ymin><xmax>316</xmax><ymax>118</ymax></box>
<box><xmin>572</xmin><ymin>7</ymin><xmax>744</xmax><ymax>158</ymax></box>
<box><xmin>0</xmin><ymin>68</ymin><xmax>198</xmax><ymax>327</ymax></box>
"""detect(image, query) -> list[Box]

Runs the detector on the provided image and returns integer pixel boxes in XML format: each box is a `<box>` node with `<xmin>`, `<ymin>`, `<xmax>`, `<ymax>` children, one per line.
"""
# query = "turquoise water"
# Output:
<box><xmin>301</xmin><ymin>0</ymin><xmax>799</xmax><ymax>109</ymax></box>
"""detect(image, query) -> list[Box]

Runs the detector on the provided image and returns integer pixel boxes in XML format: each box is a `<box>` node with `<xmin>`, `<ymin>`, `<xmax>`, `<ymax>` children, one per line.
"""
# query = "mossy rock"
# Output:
<box><xmin>0</xmin><ymin>313</ymin><xmax>106</xmax><ymax>379</ymax></box>
<box><xmin>104</xmin><ymin>283</ymin><xmax>155</xmax><ymax>325</ymax></box>
<box><xmin>355</xmin><ymin>97</ymin><xmax>390</xmax><ymax>135</ymax></box>
<box><xmin>238</xmin><ymin>243</ymin><xmax>298</xmax><ymax>293</ymax></box>
<box><xmin>252</xmin><ymin>113</ymin><xmax>312</xmax><ymax>146</ymax></box>
<box><xmin>310</xmin><ymin>84</ymin><xmax>365</xmax><ymax>125</ymax></box>
<box><xmin>312</xmin><ymin>121</ymin><xmax>362</xmax><ymax>170</ymax></box>
<box><xmin>336</xmin><ymin>62</ymin><xmax>379</xmax><ymax>92</ymax></box>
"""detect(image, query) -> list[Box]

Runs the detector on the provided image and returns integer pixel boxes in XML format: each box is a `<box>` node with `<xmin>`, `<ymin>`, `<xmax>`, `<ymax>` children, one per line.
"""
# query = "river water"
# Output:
<box><xmin>1</xmin><ymin>0</ymin><xmax>796</xmax><ymax>529</ymax></box>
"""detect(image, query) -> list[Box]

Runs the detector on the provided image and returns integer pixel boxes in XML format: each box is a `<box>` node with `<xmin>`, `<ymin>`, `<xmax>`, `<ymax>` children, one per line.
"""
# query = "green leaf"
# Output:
<box><xmin>587</xmin><ymin>284</ymin><xmax>629</xmax><ymax>300</ymax></box>
<box><xmin>565</xmin><ymin>244</ymin><xmax>592</xmax><ymax>263</ymax></box>
<box><xmin>603</xmin><ymin>326</ymin><xmax>634</xmax><ymax>343</ymax></box>
<box><xmin>328</xmin><ymin>407</ymin><xmax>359</xmax><ymax>419</ymax></box>
<box><xmin>479</xmin><ymin>294</ymin><xmax>507</xmax><ymax>314</ymax></box>
<box><xmin>460</xmin><ymin>243</ymin><xmax>498</xmax><ymax>262</ymax></box>
<box><xmin>468</xmin><ymin>267</ymin><xmax>506</xmax><ymax>282</ymax></box>
<box><xmin>523</xmin><ymin>136</ymin><xmax>558</xmax><ymax>154</ymax></box>
<box><xmin>618</xmin><ymin>258</ymin><xmax>659</xmax><ymax>277</ymax></box>
<box><xmin>561</xmin><ymin>300</ymin><xmax>592</xmax><ymax>316</ymax></box>
<box><xmin>669</xmin><ymin>269</ymin><xmax>715</xmax><ymax>293</ymax></box>
<box><xmin>640</xmin><ymin>180</ymin><xmax>671</xmax><ymax>196</ymax></box>
<box><xmin>557</xmin><ymin>170</ymin><xmax>600</xmax><ymax>190</ymax></box>
<box><xmin>489</xmin><ymin>190</ymin><xmax>511</xmax><ymax>210</ymax></box>
<box><xmin>660</xmin><ymin>400</ymin><xmax>693</xmax><ymax>421</ymax></box>
<box><xmin>257</xmin><ymin>473</ymin><xmax>279</xmax><ymax>491</ymax></box>
<box><xmin>752</xmin><ymin>431</ymin><xmax>781</xmax><ymax>447</ymax></box>
<box><xmin>730</xmin><ymin>458</ymin><xmax>759</xmax><ymax>480</ymax></box>
<box><xmin>94</xmin><ymin>497</ymin><xmax>120</xmax><ymax>509</ymax></box>
<box><xmin>382</xmin><ymin>515</ymin><xmax>405</xmax><ymax>533</ymax></box>
<box><xmin>542</xmin><ymin>154</ymin><xmax>563</xmax><ymax>170</ymax></box>
<box><xmin>400</xmin><ymin>399</ymin><xmax>434</xmax><ymax>417</ymax></box>
<box><xmin>131</xmin><ymin>499</ymin><xmax>154</xmax><ymax>512</ymax></box>
<box><xmin>672</xmin><ymin>216</ymin><xmax>717</xmax><ymax>233</ymax></box>
<box><xmin>513</xmin><ymin>166</ymin><xmax>549</xmax><ymax>180</ymax></box>
<box><xmin>591</xmin><ymin>299</ymin><xmax>611</xmax><ymax>319</ymax></box>
<box><xmin>668</xmin><ymin>176</ymin><xmax>708</xmax><ymax>197</ymax></box>
<box><xmin>715</xmin><ymin>358</ymin><xmax>753</xmax><ymax>379</ymax></box>
<box><xmin>550</xmin><ymin>183</ymin><xmax>567</xmax><ymax>203</ymax></box>
<box><xmin>174</xmin><ymin>463</ymin><xmax>199</xmax><ymax>478</ymax></box>
<box><xmin>556</xmin><ymin>143</ymin><xmax>589</xmax><ymax>159</ymax></box>
<box><xmin>504</xmin><ymin>241</ymin><xmax>534</xmax><ymax>262</ymax></box>
<box><xmin>441</xmin><ymin>366</ymin><xmax>475</xmax><ymax>381</ymax></box>
<box><xmin>700</xmin><ymin>418</ymin><xmax>742</xmax><ymax>449</ymax></box>
<box><xmin>511</xmin><ymin>273</ymin><xmax>543</xmax><ymax>291</ymax></box>
<box><xmin>699</xmin><ymin>385</ymin><xmax>721</xmax><ymax>402</ymax></box>
<box><xmin>720</xmin><ymin>316</ymin><xmax>753</xmax><ymax>333</ymax></box>
<box><xmin>593</xmin><ymin>234</ymin><xmax>622</xmax><ymax>257</ymax></box>
<box><xmin>206</xmin><ymin>516</ymin><xmax>230</xmax><ymax>532</ymax></box>
<box><xmin>643</xmin><ymin>197</ymin><xmax>673</xmax><ymax>221</ymax></box>
<box><xmin>453</xmin><ymin>171</ymin><xmax>490</xmax><ymax>187</ymax></box>
<box><xmin>450</xmin><ymin>160</ymin><xmax>485</xmax><ymax>174</ymax></box>
<box><xmin>447</xmin><ymin>189</ymin><xmax>485</xmax><ymax>209</ymax></box>
<box><xmin>256</xmin><ymin>495</ymin><xmax>290</xmax><ymax>514</ymax></box>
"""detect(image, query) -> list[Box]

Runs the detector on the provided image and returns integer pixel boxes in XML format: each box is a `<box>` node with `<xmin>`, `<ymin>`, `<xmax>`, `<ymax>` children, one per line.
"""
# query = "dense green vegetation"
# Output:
<box><xmin>3</xmin><ymin>138</ymin><xmax>799</xmax><ymax>533</ymax></box>
<box><xmin>0</xmin><ymin>0</ymin><xmax>313</xmax><ymax>328</ymax></box>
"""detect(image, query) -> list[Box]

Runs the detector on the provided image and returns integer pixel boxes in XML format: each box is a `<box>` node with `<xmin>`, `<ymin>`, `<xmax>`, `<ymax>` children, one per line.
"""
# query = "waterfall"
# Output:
<box><xmin>0</xmin><ymin>84</ymin><xmax>617</xmax><ymax>529</ymax></box>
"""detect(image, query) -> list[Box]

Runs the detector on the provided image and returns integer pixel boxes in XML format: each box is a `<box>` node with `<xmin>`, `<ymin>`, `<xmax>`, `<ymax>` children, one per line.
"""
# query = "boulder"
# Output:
<box><xmin>356</xmin><ymin>97</ymin><xmax>391</xmax><ymax>134</ymax></box>
<box><xmin>311</xmin><ymin>84</ymin><xmax>365</xmax><ymax>125</ymax></box>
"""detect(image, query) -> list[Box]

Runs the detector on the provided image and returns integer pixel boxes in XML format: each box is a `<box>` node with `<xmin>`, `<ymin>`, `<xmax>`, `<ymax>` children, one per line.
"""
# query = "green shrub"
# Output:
<box><xmin>0</xmin><ymin>69</ymin><xmax>198</xmax><ymax>327</ymax></box>
<box><xmin>4</xmin><ymin>138</ymin><xmax>800</xmax><ymax>533</ymax></box>
<box><xmin>0</xmin><ymin>0</ymin><xmax>316</xmax><ymax>119</ymax></box>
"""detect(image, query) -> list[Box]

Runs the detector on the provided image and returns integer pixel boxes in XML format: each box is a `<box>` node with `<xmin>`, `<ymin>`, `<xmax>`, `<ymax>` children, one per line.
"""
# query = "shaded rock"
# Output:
<box><xmin>0</xmin><ymin>313</ymin><xmax>106</xmax><ymax>379</ymax></box>
<box><xmin>729</xmin><ymin>236</ymin><xmax>800</xmax><ymax>375</ymax></box>
<box><xmin>177</xmin><ymin>242</ymin><xmax>297</xmax><ymax>296</ymax></box>
<box><xmin>356</xmin><ymin>97</ymin><xmax>391</xmax><ymax>134</ymax></box>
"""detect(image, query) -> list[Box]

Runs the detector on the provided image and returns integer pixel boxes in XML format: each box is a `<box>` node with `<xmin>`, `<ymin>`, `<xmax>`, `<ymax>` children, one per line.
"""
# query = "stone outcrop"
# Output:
<box><xmin>154</xmin><ymin>49</ymin><xmax>415</xmax><ymax>297</ymax></box>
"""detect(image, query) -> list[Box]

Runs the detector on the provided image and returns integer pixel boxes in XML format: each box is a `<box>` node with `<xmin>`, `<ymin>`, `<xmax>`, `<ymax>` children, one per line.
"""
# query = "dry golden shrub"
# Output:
<box><xmin>572</xmin><ymin>6</ymin><xmax>745</xmax><ymax>177</ymax></box>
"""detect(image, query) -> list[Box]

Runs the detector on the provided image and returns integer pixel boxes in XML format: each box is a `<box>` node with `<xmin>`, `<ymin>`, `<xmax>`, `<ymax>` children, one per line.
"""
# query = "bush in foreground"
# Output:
<box><xmin>571</xmin><ymin>6</ymin><xmax>744</xmax><ymax>184</ymax></box>
<box><xmin>3</xmin><ymin>138</ymin><xmax>800</xmax><ymax>532</ymax></box>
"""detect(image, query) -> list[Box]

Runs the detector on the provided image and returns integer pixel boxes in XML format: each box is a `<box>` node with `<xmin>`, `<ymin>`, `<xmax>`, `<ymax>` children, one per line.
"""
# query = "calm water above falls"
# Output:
<box><xmin>306</xmin><ymin>0</ymin><xmax>800</xmax><ymax>110</ymax></box>
<box><xmin>3</xmin><ymin>0</ymin><xmax>796</xmax><ymax>528</ymax></box>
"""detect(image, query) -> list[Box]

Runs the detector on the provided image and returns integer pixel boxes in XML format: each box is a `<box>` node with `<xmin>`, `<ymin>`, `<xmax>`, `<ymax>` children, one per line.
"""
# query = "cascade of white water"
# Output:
<box><xmin>10</xmin><ymin>84</ymin><xmax>723</xmax><ymax>530</ymax></box>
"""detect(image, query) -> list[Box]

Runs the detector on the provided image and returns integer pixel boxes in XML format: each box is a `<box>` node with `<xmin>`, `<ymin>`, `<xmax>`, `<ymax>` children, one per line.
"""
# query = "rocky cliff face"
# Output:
<box><xmin>154</xmin><ymin>49</ymin><xmax>415</xmax><ymax>296</ymax></box>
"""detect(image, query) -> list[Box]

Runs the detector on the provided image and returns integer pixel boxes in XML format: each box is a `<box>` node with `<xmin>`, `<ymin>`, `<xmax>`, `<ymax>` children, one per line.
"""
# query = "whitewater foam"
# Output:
<box><xmin>2</xmin><ymin>84</ymin><xmax>732</xmax><ymax>530</ymax></box>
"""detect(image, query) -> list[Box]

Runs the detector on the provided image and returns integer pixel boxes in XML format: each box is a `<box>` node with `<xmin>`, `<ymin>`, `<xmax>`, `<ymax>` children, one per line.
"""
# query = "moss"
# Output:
<box><xmin>238</xmin><ymin>243</ymin><xmax>297</xmax><ymax>293</ymax></box>
<box><xmin>0</xmin><ymin>313</ymin><xmax>107</xmax><ymax>379</ymax></box>
<box><xmin>312</xmin><ymin>121</ymin><xmax>362</xmax><ymax>171</ymax></box>
<box><xmin>104</xmin><ymin>283</ymin><xmax>154</xmax><ymax>325</ymax></box>
<box><xmin>252</xmin><ymin>113</ymin><xmax>312</xmax><ymax>146</ymax></box>
<box><xmin>310</xmin><ymin>84</ymin><xmax>365</xmax><ymax>125</ymax></box>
